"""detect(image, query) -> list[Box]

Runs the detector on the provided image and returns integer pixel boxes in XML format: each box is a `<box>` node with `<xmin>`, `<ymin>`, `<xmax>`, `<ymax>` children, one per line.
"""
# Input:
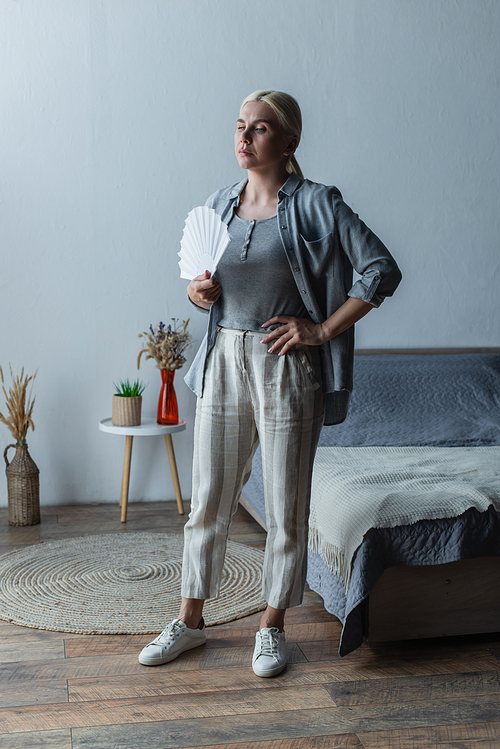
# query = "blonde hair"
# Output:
<box><xmin>240</xmin><ymin>90</ymin><xmax>304</xmax><ymax>179</ymax></box>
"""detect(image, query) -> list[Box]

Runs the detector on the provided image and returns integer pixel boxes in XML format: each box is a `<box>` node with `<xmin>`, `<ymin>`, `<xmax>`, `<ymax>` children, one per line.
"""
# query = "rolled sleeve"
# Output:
<box><xmin>348</xmin><ymin>272</ymin><xmax>383</xmax><ymax>307</ymax></box>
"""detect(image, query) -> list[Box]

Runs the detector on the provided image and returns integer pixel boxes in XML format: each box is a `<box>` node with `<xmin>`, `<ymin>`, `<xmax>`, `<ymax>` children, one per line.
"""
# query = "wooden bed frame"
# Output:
<box><xmin>364</xmin><ymin>556</ymin><xmax>500</xmax><ymax>642</ymax></box>
<box><xmin>239</xmin><ymin>347</ymin><xmax>500</xmax><ymax>644</ymax></box>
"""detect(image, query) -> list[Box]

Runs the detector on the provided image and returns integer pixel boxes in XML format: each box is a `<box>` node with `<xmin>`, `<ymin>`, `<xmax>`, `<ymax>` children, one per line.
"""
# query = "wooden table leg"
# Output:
<box><xmin>164</xmin><ymin>433</ymin><xmax>184</xmax><ymax>515</ymax></box>
<box><xmin>120</xmin><ymin>435</ymin><xmax>133</xmax><ymax>523</ymax></box>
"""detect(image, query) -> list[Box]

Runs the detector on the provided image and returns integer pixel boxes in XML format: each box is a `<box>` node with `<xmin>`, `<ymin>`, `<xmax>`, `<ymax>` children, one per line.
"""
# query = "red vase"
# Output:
<box><xmin>157</xmin><ymin>369</ymin><xmax>178</xmax><ymax>425</ymax></box>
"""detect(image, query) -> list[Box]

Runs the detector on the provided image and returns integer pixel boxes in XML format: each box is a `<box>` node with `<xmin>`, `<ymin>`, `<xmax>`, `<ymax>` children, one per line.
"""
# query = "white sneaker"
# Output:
<box><xmin>138</xmin><ymin>618</ymin><xmax>206</xmax><ymax>666</ymax></box>
<box><xmin>252</xmin><ymin>627</ymin><xmax>287</xmax><ymax>677</ymax></box>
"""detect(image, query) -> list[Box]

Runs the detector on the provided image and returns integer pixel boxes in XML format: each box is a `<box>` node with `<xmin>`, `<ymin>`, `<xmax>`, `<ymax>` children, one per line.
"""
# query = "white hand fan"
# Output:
<box><xmin>178</xmin><ymin>206</ymin><xmax>231</xmax><ymax>280</ymax></box>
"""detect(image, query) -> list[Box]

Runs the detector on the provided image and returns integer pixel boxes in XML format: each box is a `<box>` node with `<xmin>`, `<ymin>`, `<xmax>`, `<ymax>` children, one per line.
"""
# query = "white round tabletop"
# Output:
<box><xmin>99</xmin><ymin>417</ymin><xmax>186</xmax><ymax>436</ymax></box>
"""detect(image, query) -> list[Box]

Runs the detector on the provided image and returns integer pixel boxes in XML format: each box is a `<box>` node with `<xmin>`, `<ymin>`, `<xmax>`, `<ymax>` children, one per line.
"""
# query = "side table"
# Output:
<box><xmin>99</xmin><ymin>417</ymin><xmax>187</xmax><ymax>522</ymax></box>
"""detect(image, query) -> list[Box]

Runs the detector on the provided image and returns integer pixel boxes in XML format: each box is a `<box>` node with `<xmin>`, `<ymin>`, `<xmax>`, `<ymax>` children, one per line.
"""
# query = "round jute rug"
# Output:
<box><xmin>0</xmin><ymin>533</ymin><xmax>266</xmax><ymax>634</ymax></box>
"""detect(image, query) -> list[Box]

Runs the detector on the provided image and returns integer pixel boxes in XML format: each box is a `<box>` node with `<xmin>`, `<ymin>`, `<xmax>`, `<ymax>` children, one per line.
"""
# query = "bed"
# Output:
<box><xmin>239</xmin><ymin>349</ymin><xmax>500</xmax><ymax>656</ymax></box>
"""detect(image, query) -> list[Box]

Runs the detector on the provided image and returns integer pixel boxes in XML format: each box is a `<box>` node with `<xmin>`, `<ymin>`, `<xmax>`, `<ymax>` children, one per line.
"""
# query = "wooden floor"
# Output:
<box><xmin>0</xmin><ymin>501</ymin><xmax>499</xmax><ymax>749</ymax></box>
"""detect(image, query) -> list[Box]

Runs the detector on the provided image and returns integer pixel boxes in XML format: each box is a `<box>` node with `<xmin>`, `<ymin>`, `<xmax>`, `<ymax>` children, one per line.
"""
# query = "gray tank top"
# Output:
<box><xmin>216</xmin><ymin>213</ymin><xmax>309</xmax><ymax>331</ymax></box>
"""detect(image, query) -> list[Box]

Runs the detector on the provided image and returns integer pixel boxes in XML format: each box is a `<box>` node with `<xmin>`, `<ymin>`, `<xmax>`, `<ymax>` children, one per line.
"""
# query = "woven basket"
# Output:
<box><xmin>4</xmin><ymin>443</ymin><xmax>40</xmax><ymax>526</ymax></box>
<box><xmin>112</xmin><ymin>395</ymin><xmax>142</xmax><ymax>426</ymax></box>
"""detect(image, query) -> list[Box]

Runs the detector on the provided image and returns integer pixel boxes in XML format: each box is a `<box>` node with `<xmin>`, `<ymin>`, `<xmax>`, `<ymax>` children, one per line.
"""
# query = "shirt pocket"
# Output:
<box><xmin>299</xmin><ymin>232</ymin><xmax>334</xmax><ymax>279</ymax></box>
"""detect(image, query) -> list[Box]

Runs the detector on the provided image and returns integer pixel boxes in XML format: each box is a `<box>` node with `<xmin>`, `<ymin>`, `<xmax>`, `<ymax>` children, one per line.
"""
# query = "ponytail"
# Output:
<box><xmin>286</xmin><ymin>153</ymin><xmax>304</xmax><ymax>180</ymax></box>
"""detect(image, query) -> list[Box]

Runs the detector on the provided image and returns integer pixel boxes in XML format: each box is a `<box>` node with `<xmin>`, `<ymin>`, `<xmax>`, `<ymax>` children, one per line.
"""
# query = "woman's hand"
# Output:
<box><xmin>262</xmin><ymin>298</ymin><xmax>374</xmax><ymax>355</ymax></box>
<box><xmin>187</xmin><ymin>270</ymin><xmax>222</xmax><ymax>310</ymax></box>
<box><xmin>260</xmin><ymin>316</ymin><xmax>326</xmax><ymax>355</ymax></box>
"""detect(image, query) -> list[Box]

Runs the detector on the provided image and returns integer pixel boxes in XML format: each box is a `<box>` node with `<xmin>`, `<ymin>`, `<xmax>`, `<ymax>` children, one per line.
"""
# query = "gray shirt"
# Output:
<box><xmin>217</xmin><ymin>213</ymin><xmax>309</xmax><ymax>331</ymax></box>
<box><xmin>185</xmin><ymin>172</ymin><xmax>402</xmax><ymax>425</ymax></box>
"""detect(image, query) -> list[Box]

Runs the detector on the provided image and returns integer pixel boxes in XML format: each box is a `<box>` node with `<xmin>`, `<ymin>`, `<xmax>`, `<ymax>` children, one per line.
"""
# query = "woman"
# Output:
<box><xmin>139</xmin><ymin>90</ymin><xmax>401</xmax><ymax>677</ymax></box>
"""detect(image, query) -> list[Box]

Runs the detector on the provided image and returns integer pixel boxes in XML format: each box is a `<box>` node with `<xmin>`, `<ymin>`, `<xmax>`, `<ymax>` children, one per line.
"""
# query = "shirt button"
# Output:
<box><xmin>302</xmin><ymin>289</ymin><xmax>306</xmax><ymax>293</ymax></box>
<box><xmin>294</xmin><ymin>267</ymin><xmax>300</xmax><ymax>272</ymax></box>
<box><xmin>281</xmin><ymin>225</ymin><xmax>287</xmax><ymax>230</ymax></box>
<box><xmin>309</xmin><ymin>310</ymin><xmax>314</xmax><ymax>314</ymax></box>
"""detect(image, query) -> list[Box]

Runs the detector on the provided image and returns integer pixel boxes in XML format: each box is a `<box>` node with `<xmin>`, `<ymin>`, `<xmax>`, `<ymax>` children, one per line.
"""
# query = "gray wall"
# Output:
<box><xmin>1</xmin><ymin>0</ymin><xmax>499</xmax><ymax>506</ymax></box>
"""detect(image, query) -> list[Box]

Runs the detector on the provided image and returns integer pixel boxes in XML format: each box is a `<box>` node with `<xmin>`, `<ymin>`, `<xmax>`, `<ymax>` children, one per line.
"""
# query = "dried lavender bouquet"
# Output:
<box><xmin>137</xmin><ymin>319</ymin><xmax>191</xmax><ymax>371</ymax></box>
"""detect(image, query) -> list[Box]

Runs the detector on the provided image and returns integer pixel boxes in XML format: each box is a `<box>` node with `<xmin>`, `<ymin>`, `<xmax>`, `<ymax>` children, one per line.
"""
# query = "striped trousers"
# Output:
<box><xmin>182</xmin><ymin>327</ymin><xmax>325</xmax><ymax>609</ymax></box>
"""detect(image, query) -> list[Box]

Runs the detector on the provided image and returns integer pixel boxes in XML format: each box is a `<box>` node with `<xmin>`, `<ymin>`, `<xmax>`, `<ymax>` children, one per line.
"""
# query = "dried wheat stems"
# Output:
<box><xmin>0</xmin><ymin>366</ymin><xmax>37</xmax><ymax>443</ymax></box>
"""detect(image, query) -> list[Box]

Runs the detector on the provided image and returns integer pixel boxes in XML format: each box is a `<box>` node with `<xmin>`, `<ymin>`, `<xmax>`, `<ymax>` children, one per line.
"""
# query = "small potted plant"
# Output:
<box><xmin>112</xmin><ymin>378</ymin><xmax>146</xmax><ymax>427</ymax></box>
